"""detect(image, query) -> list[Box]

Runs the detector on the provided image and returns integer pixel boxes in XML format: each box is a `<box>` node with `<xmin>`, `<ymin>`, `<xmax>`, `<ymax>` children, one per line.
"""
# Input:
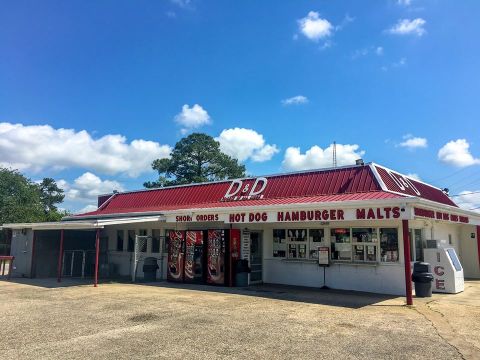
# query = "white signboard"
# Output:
<box><xmin>318</xmin><ymin>247</ymin><xmax>329</xmax><ymax>266</ymax></box>
<box><xmin>241</xmin><ymin>230</ymin><xmax>251</xmax><ymax>261</ymax></box>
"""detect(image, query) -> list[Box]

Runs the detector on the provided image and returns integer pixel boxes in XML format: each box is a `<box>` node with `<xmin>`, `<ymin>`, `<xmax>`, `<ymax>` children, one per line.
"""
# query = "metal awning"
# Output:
<box><xmin>1</xmin><ymin>215</ymin><xmax>165</xmax><ymax>230</ymax></box>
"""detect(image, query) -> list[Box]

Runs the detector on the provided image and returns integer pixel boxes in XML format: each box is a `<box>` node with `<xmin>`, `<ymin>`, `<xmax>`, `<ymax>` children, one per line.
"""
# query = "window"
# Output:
<box><xmin>308</xmin><ymin>229</ymin><xmax>325</xmax><ymax>259</ymax></box>
<box><xmin>116</xmin><ymin>230</ymin><xmax>124</xmax><ymax>251</ymax></box>
<box><xmin>286</xmin><ymin>229</ymin><xmax>307</xmax><ymax>259</ymax></box>
<box><xmin>380</xmin><ymin>228</ymin><xmax>399</xmax><ymax>262</ymax></box>
<box><xmin>152</xmin><ymin>229</ymin><xmax>161</xmax><ymax>253</ymax></box>
<box><xmin>273</xmin><ymin>229</ymin><xmax>286</xmax><ymax>258</ymax></box>
<box><xmin>127</xmin><ymin>230</ymin><xmax>135</xmax><ymax>252</ymax></box>
<box><xmin>138</xmin><ymin>229</ymin><xmax>148</xmax><ymax>252</ymax></box>
<box><xmin>352</xmin><ymin>228</ymin><xmax>377</xmax><ymax>262</ymax></box>
<box><xmin>330</xmin><ymin>228</ymin><xmax>351</xmax><ymax>261</ymax></box>
<box><xmin>409</xmin><ymin>229</ymin><xmax>423</xmax><ymax>262</ymax></box>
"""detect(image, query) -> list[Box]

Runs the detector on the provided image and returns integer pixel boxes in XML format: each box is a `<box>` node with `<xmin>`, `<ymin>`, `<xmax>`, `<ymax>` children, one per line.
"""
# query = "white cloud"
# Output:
<box><xmin>399</xmin><ymin>135</ymin><xmax>428</xmax><ymax>149</ymax></box>
<box><xmin>61</xmin><ymin>172</ymin><xmax>124</xmax><ymax>203</ymax></box>
<box><xmin>406</xmin><ymin>173</ymin><xmax>421</xmax><ymax>181</ymax></box>
<box><xmin>0</xmin><ymin>122</ymin><xmax>171</xmax><ymax>177</ymax></box>
<box><xmin>393</xmin><ymin>57</ymin><xmax>407</xmax><ymax>67</ymax></box>
<box><xmin>388</xmin><ymin>18</ymin><xmax>426</xmax><ymax>36</ymax></box>
<box><xmin>298</xmin><ymin>11</ymin><xmax>333</xmax><ymax>41</ymax></box>
<box><xmin>397</xmin><ymin>0</ymin><xmax>412</xmax><ymax>5</ymax></box>
<box><xmin>76</xmin><ymin>204</ymin><xmax>98</xmax><ymax>214</ymax></box>
<box><xmin>455</xmin><ymin>191</ymin><xmax>480</xmax><ymax>213</ymax></box>
<box><xmin>438</xmin><ymin>139</ymin><xmax>480</xmax><ymax>167</ymax></box>
<box><xmin>281</xmin><ymin>95</ymin><xmax>309</xmax><ymax>106</ymax></box>
<box><xmin>216</xmin><ymin>128</ymin><xmax>279</xmax><ymax>163</ymax></box>
<box><xmin>174</xmin><ymin>104</ymin><xmax>211</xmax><ymax>134</ymax></box>
<box><xmin>170</xmin><ymin>0</ymin><xmax>192</xmax><ymax>9</ymax></box>
<box><xmin>376</xmin><ymin>46</ymin><xmax>384</xmax><ymax>56</ymax></box>
<box><xmin>282</xmin><ymin>143</ymin><xmax>365</xmax><ymax>171</ymax></box>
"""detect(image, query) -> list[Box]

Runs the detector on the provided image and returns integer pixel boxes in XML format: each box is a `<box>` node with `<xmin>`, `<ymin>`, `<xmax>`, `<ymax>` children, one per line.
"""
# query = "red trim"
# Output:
<box><xmin>57</xmin><ymin>230</ymin><xmax>64</xmax><ymax>283</ymax></box>
<box><xmin>476</xmin><ymin>226</ymin><xmax>480</xmax><ymax>272</ymax></box>
<box><xmin>30</xmin><ymin>231</ymin><xmax>36</xmax><ymax>278</ymax></box>
<box><xmin>402</xmin><ymin>220</ymin><xmax>413</xmax><ymax>305</ymax></box>
<box><xmin>94</xmin><ymin>229</ymin><xmax>100</xmax><ymax>287</ymax></box>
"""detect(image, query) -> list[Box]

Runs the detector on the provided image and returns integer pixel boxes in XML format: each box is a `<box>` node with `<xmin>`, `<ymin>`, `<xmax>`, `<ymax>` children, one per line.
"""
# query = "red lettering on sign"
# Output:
<box><xmin>436</xmin><ymin>279</ymin><xmax>445</xmax><ymax>290</ymax></box>
<box><xmin>367</xmin><ymin>208</ymin><xmax>375</xmax><ymax>220</ymax></box>
<box><xmin>322</xmin><ymin>210</ymin><xmax>329</xmax><ymax>221</ymax></box>
<box><xmin>434</xmin><ymin>266</ymin><xmax>445</xmax><ymax>276</ymax></box>
<box><xmin>330</xmin><ymin>209</ymin><xmax>337</xmax><ymax>220</ymax></box>
<box><xmin>392</xmin><ymin>207</ymin><xmax>401</xmax><ymax>219</ymax></box>
<box><xmin>337</xmin><ymin>209</ymin><xmax>344</xmax><ymax>220</ymax></box>
<box><xmin>356</xmin><ymin>209</ymin><xmax>365</xmax><ymax>219</ymax></box>
<box><xmin>376</xmin><ymin>208</ymin><xmax>384</xmax><ymax>220</ymax></box>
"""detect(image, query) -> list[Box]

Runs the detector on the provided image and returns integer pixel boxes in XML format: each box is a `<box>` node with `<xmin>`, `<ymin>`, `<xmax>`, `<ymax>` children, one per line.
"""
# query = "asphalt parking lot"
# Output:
<box><xmin>1</xmin><ymin>279</ymin><xmax>479</xmax><ymax>359</ymax></box>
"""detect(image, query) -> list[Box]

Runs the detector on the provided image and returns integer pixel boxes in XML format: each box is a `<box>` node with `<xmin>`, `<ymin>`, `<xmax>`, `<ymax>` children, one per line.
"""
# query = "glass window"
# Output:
<box><xmin>352</xmin><ymin>228</ymin><xmax>377</xmax><ymax>262</ymax></box>
<box><xmin>330</xmin><ymin>228</ymin><xmax>351</xmax><ymax>261</ymax></box>
<box><xmin>309</xmin><ymin>229</ymin><xmax>325</xmax><ymax>259</ymax></box>
<box><xmin>152</xmin><ymin>229</ymin><xmax>161</xmax><ymax>253</ymax></box>
<box><xmin>273</xmin><ymin>229</ymin><xmax>286</xmax><ymax>258</ymax></box>
<box><xmin>410</xmin><ymin>229</ymin><xmax>424</xmax><ymax>262</ymax></box>
<box><xmin>127</xmin><ymin>230</ymin><xmax>135</xmax><ymax>252</ymax></box>
<box><xmin>138</xmin><ymin>229</ymin><xmax>148</xmax><ymax>252</ymax></box>
<box><xmin>380</xmin><ymin>228</ymin><xmax>399</xmax><ymax>262</ymax></box>
<box><xmin>116</xmin><ymin>230</ymin><xmax>124</xmax><ymax>251</ymax></box>
<box><xmin>286</xmin><ymin>229</ymin><xmax>308</xmax><ymax>259</ymax></box>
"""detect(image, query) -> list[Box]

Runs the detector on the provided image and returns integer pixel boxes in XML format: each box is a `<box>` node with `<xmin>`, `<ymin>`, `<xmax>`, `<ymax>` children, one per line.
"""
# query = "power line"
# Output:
<box><xmin>445</xmin><ymin>168</ymin><xmax>480</xmax><ymax>189</ymax></box>
<box><xmin>431</xmin><ymin>166</ymin><xmax>471</xmax><ymax>183</ymax></box>
<box><xmin>449</xmin><ymin>190</ymin><xmax>480</xmax><ymax>197</ymax></box>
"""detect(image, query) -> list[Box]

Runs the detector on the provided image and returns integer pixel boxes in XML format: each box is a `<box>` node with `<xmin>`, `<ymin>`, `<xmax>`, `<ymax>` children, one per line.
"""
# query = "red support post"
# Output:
<box><xmin>57</xmin><ymin>229</ymin><xmax>64</xmax><ymax>282</ymax></box>
<box><xmin>402</xmin><ymin>220</ymin><xmax>413</xmax><ymax>305</ymax></box>
<box><xmin>94</xmin><ymin>229</ymin><xmax>100</xmax><ymax>287</ymax></box>
<box><xmin>30</xmin><ymin>231</ymin><xmax>36</xmax><ymax>278</ymax></box>
<box><xmin>476</xmin><ymin>225</ymin><xmax>480</xmax><ymax>272</ymax></box>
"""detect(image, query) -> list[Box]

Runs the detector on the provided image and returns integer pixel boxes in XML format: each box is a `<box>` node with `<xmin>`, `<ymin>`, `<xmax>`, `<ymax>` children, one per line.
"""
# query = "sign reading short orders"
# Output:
<box><xmin>318</xmin><ymin>247</ymin><xmax>329</xmax><ymax>266</ymax></box>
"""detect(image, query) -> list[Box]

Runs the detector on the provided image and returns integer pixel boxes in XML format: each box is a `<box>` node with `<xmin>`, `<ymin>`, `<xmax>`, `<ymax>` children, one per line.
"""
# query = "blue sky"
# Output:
<box><xmin>1</xmin><ymin>0</ymin><xmax>480</xmax><ymax>212</ymax></box>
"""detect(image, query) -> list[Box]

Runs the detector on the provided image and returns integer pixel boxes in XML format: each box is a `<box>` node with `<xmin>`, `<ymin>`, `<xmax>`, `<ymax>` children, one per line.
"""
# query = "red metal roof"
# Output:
<box><xmin>374</xmin><ymin>165</ymin><xmax>457</xmax><ymax>207</ymax></box>
<box><xmin>74</xmin><ymin>163</ymin><xmax>457</xmax><ymax>218</ymax></box>
<box><xmin>82</xmin><ymin>191</ymin><xmax>403</xmax><ymax>216</ymax></box>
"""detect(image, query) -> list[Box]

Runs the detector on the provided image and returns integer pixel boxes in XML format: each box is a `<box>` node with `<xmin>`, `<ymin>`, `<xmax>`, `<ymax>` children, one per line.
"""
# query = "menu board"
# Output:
<box><xmin>207</xmin><ymin>230</ymin><xmax>225</xmax><ymax>285</ymax></box>
<box><xmin>318</xmin><ymin>247</ymin><xmax>329</xmax><ymax>266</ymax></box>
<box><xmin>241</xmin><ymin>230</ymin><xmax>251</xmax><ymax>261</ymax></box>
<box><xmin>167</xmin><ymin>230</ymin><xmax>185</xmax><ymax>282</ymax></box>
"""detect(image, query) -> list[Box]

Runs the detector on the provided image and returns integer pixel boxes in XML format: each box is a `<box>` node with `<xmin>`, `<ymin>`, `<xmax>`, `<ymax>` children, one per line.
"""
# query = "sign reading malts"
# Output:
<box><xmin>222</xmin><ymin>177</ymin><xmax>268</xmax><ymax>201</ymax></box>
<box><xmin>414</xmin><ymin>207</ymin><xmax>469</xmax><ymax>224</ymax></box>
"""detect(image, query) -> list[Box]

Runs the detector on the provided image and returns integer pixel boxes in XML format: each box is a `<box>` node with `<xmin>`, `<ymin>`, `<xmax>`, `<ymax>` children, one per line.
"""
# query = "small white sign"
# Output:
<box><xmin>318</xmin><ymin>246</ymin><xmax>329</xmax><ymax>266</ymax></box>
<box><xmin>241</xmin><ymin>230</ymin><xmax>251</xmax><ymax>261</ymax></box>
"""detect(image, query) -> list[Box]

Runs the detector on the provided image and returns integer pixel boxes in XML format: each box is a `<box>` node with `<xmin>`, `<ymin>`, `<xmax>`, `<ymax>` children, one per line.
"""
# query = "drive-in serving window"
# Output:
<box><xmin>273</xmin><ymin>229</ymin><xmax>287</xmax><ymax>258</ymax></box>
<box><xmin>330</xmin><ymin>228</ymin><xmax>351</xmax><ymax>261</ymax></box>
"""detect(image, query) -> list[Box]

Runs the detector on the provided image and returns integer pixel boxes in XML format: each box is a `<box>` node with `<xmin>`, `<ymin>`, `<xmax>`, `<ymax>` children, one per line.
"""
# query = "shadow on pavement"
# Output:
<box><xmin>1</xmin><ymin>277</ymin><xmax>403</xmax><ymax>309</ymax></box>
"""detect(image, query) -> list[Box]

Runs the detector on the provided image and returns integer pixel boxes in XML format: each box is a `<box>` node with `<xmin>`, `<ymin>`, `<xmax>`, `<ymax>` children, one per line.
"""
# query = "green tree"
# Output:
<box><xmin>0</xmin><ymin>168</ymin><xmax>67</xmax><ymax>224</ymax></box>
<box><xmin>38</xmin><ymin>177</ymin><xmax>65</xmax><ymax>214</ymax></box>
<box><xmin>144</xmin><ymin>133</ymin><xmax>246</xmax><ymax>188</ymax></box>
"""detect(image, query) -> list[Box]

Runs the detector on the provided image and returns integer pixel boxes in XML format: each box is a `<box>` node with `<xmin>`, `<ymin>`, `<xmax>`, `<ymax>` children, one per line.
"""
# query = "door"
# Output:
<box><xmin>249</xmin><ymin>232</ymin><xmax>263</xmax><ymax>283</ymax></box>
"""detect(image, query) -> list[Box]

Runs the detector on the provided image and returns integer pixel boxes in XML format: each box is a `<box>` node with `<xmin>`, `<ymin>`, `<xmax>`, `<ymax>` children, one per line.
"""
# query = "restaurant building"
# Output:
<box><xmin>3</xmin><ymin>162</ymin><xmax>480</xmax><ymax>303</ymax></box>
